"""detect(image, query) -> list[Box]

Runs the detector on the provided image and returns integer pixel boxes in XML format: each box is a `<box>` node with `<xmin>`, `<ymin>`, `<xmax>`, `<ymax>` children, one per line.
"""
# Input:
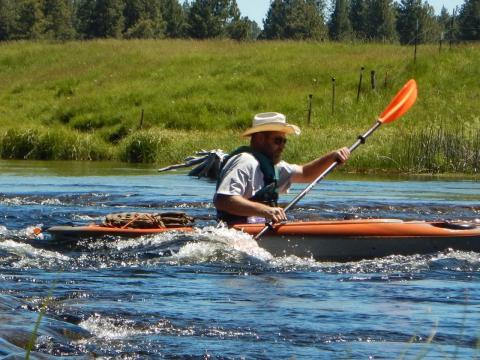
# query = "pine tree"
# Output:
<box><xmin>124</xmin><ymin>0</ymin><xmax>165</xmax><ymax>38</ymax></box>
<box><xmin>329</xmin><ymin>0</ymin><xmax>352</xmax><ymax>41</ymax></box>
<box><xmin>160</xmin><ymin>0</ymin><xmax>187</xmax><ymax>38</ymax></box>
<box><xmin>43</xmin><ymin>0</ymin><xmax>75</xmax><ymax>40</ymax></box>
<box><xmin>350</xmin><ymin>0</ymin><xmax>368</xmax><ymax>39</ymax></box>
<box><xmin>187</xmin><ymin>0</ymin><xmax>208</xmax><ymax>38</ymax></box>
<box><xmin>458</xmin><ymin>0</ymin><xmax>480</xmax><ymax>40</ymax></box>
<box><xmin>436</xmin><ymin>6</ymin><xmax>451</xmax><ymax>42</ymax></box>
<box><xmin>437</xmin><ymin>6</ymin><xmax>450</xmax><ymax>32</ymax></box>
<box><xmin>249</xmin><ymin>18</ymin><xmax>261</xmax><ymax>40</ymax></box>
<box><xmin>0</xmin><ymin>0</ymin><xmax>15</xmax><ymax>40</ymax></box>
<box><xmin>224</xmin><ymin>0</ymin><xmax>250</xmax><ymax>40</ymax></box>
<box><xmin>262</xmin><ymin>0</ymin><xmax>286</xmax><ymax>39</ymax></box>
<box><xmin>263</xmin><ymin>0</ymin><xmax>326</xmax><ymax>40</ymax></box>
<box><xmin>94</xmin><ymin>0</ymin><xmax>125</xmax><ymax>38</ymax></box>
<box><xmin>284</xmin><ymin>0</ymin><xmax>305</xmax><ymax>39</ymax></box>
<box><xmin>15</xmin><ymin>0</ymin><xmax>46</xmax><ymax>40</ymax></box>
<box><xmin>187</xmin><ymin>0</ymin><xmax>239</xmax><ymax>39</ymax></box>
<box><xmin>74</xmin><ymin>0</ymin><xmax>96</xmax><ymax>39</ymax></box>
<box><xmin>304</xmin><ymin>0</ymin><xmax>327</xmax><ymax>40</ymax></box>
<box><xmin>227</xmin><ymin>16</ymin><xmax>252</xmax><ymax>40</ymax></box>
<box><xmin>366</xmin><ymin>0</ymin><xmax>396</xmax><ymax>42</ymax></box>
<box><xmin>396</xmin><ymin>0</ymin><xmax>440</xmax><ymax>44</ymax></box>
<box><xmin>284</xmin><ymin>0</ymin><xmax>327</xmax><ymax>40</ymax></box>
<box><xmin>396</xmin><ymin>0</ymin><xmax>420</xmax><ymax>44</ymax></box>
<box><xmin>124</xmin><ymin>0</ymin><xmax>142</xmax><ymax>30</ymax></box>
<box><xmin>422</xmin><ymin>2</ymin><xmax>441</xmax><ymax>42</ymax></box>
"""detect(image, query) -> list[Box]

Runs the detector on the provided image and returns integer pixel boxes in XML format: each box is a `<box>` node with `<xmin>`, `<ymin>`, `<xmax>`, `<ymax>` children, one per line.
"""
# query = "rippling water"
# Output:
<box><xmin>0</xmin><ymin>161</ymin><xmax>479</xmax><ymax>359</ymax></box>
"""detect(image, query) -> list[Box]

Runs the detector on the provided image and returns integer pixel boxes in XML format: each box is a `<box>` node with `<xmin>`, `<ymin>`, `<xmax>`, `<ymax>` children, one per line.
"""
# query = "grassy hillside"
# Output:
<box><xmin>0</xmin><ymin>39</ymin><xmax>478</xmax><ymax>173</ymax></box>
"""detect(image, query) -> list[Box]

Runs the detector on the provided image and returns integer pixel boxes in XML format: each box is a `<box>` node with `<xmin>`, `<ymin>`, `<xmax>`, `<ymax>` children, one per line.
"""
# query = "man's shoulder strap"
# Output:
<box><xmin>218</xmin><ymin>146</ymin><xmax>278</xmax><ymax>183</ymax></box>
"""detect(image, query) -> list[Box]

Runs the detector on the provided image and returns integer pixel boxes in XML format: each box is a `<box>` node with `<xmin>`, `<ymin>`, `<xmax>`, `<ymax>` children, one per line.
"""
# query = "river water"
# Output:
<box><xmin>0</xmin><ymin>160</ymin><xmax>479</xmax><ymax>359</ymax></box>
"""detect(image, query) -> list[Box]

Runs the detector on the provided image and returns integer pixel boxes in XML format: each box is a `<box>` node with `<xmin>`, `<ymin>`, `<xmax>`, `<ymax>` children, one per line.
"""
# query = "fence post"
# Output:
<box><xmin>139</xmin><ymin>109</ymin><xmax>144</xmax><ymax>129</ymax></box>
<box><xmin>307</xmin><ymin>94</ymin><xmax>313</xmax><ymax>125</ymax></box>
<box><xmin>370</xmin><ymin>70</ymin><xmax>376</xmax><ymax>90</ymax></box>
<box><xmin>331</xmin><ymin>77</ymin><xmax>336</xmax><ymax>115</ymax></box>
<box><xmin>449</xmin><ymin>9</ymin><xmax>456</xmax><ymax>49</ymax></box>
<box><xmin>414</xmin><ymin>19</ymin><xmax>419</xmax><ymax>64</ymax></box>
<box><xmin>356</xmin><ymin>67</ymin><xmax>364</xmax><ymax>102</ymax></box>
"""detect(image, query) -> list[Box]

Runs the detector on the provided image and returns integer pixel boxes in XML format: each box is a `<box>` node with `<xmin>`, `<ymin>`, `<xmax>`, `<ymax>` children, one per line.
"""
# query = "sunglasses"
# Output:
<box><xmin>272</xmin><ymin>136</ymin><xmax>287</xmax><ymax>145</ymax></box>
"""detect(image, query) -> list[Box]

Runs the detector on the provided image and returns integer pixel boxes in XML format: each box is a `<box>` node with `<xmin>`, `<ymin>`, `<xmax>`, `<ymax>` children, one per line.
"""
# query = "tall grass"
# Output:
<box><xmin>0</xmin><ymin>40</ymin><xmax>478</xmax><ymax>173</ymax></box>
<box><xmin>0</xmin><ymin>127</ymin><xmax>112</xmax><ymax>160</ymax></box>
<box><xmin>391</xmin><ymin>122</ymin><xmax>480</xmax><ymax>173</ymax></box>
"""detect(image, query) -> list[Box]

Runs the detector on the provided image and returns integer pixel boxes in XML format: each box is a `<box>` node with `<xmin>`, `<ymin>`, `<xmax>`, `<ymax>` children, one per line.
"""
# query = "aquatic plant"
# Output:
<box><xmin>391</xmin><ymin>122</ymin><xmax>480</xmax><ymax>173</ymax></box>
<box><xmin>25</xmin><ymin>294</ymin><xmax>52</xmax><ymax>360</ymax></box>
<box><xmin>121</xmin><ymin>130</ymin><xmax>169</xmax><ymax>163</ymax></box>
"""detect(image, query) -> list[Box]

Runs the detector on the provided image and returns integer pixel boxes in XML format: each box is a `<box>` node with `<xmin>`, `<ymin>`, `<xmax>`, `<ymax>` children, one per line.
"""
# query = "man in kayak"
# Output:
<box><xmin>214</xmin><ymin>112</ymin><xmax>350</xmax><ymax>225</ymax></box>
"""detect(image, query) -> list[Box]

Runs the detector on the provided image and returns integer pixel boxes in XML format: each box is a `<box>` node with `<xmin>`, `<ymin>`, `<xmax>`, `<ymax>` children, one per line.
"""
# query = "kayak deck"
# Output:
<box><xmin>233</xmin><ymin>218</ymin><xmax>480</xmax><ymax>237</ymax></box>
<box><xmin>46</xmin><ymin>224</ymin><xmax>194</xmax><ymax>240</ymax></box>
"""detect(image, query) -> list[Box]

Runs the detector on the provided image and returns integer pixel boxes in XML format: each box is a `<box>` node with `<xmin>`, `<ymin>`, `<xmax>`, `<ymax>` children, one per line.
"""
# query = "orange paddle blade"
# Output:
<box><xmin>378</xmin><ymin>79</ymin><xmax>418</xmax><ymax>124</ymax></box>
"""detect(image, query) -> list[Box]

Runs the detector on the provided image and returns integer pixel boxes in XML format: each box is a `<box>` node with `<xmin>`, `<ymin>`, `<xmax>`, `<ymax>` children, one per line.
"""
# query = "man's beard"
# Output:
<box><xmin>272</xmin><ymin>153</ymin><xmax>282</xmax><ymax>164</ymax></box>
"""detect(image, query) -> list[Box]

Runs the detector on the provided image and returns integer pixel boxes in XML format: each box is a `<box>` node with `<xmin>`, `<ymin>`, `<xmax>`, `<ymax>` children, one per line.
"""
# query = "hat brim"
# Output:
<box><xmin>241</xmin><ymin>123</ymin><xmax>301</xmax><ymax>137</ymax></box>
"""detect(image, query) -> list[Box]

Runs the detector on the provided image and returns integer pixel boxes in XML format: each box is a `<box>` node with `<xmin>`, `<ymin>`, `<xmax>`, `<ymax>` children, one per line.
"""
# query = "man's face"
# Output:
<box><xmin>256</xmin><ymin>131</ymin><xmax>287</xmax><ymax>164</ymax></box>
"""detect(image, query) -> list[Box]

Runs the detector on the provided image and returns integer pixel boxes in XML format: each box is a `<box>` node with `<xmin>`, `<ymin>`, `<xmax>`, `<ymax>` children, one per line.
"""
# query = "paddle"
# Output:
<box><xmin>254</xmin><ymin>79</ymin><xmax>418</xmax><ymax>240</ymax></box>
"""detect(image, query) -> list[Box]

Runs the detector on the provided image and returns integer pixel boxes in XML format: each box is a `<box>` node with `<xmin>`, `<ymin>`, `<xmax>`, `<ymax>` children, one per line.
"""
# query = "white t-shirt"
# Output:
<box><xmin>215</xmin><ymin>152</ymin><xmax>302</xmax><ymax>199</ymax></box>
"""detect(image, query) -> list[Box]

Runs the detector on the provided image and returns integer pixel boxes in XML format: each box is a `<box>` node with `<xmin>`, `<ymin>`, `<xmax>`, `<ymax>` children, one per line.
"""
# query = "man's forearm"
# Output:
<box><xmin>214</xmin><ymin>194</ymin><xmax>287</xmax><ymax>223</ymax></box>
<box><xmin>214</xmin><ymin>194</ymin><xmax>270</xmax><ymax>217</ymax></box>
<box><xmin>292</xmin><ymin>147</ymin><xmax>350</xmax><ymax>183</ymax></box>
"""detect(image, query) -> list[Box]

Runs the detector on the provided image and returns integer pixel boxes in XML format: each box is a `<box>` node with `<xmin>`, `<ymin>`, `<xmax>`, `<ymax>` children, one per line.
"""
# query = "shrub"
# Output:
<box><xmin>121</xmin><ymin>130</ymin><xmax>171</xmax><ymax>163</ymax></box>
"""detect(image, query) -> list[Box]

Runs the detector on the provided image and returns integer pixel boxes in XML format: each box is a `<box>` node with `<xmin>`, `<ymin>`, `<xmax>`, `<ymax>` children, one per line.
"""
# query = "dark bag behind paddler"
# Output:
<box><xmin>104</xmin><ymin>212</ymin><xmax>194</xmax><ymax>229</ymax></box>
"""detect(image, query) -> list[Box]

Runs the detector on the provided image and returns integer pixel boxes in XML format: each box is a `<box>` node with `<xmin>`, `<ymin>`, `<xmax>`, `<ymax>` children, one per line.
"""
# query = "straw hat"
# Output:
<box><xmin>241</xmin><ymin>112</ymin><xmax>301</xmax><ymax>137</ymax></box>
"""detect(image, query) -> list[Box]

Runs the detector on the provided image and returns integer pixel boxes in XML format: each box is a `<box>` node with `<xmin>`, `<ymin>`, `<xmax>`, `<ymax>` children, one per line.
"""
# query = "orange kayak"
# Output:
<box><xmin>234</xmin><ymin>219</ymin><xmax>480</xmax><ymax>261</ymax></box>
<box><xmin>46</xmin><ymin>219</ymin><xmax>480</xmax><ymax>261</ymax></box>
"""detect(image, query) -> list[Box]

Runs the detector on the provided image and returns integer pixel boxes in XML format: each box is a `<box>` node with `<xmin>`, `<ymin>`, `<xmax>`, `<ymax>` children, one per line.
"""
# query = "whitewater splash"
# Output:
<box><xmin>0</xmin><ymin>239</ymin><xmax>71</xmax><ymax>268</ymax></box>
<box><xmin>79</xmin><ymin>225</ymin><xmax>274</xmax><ymax>264</ymax></box>
<box><xmin>79</xmin><ymin>313</ymin><xmax>257</xmax><ymax>341</ymax></box>
<box><xmin>79</xmin><ymin>314</ymin><xmax>196</xmax><ymax>340</ymax></box>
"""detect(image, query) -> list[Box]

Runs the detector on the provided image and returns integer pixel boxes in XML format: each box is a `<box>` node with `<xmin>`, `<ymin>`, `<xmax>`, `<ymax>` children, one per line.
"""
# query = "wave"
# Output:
<box><xmin>0</xmin><ymin>239</ymin><xmax>71</xmax><ymax>268</ymax></box>
<box><xmin>80</xmin><ymin>312</ymin><xmax>257</xmax><ymax>341</ymax></box>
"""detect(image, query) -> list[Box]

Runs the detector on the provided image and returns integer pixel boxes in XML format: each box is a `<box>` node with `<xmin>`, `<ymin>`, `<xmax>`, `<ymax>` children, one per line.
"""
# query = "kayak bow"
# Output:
<box><xmin>235</xmin><ymin>219</ymin><xmax>480</xmax><ymax>261</ymax></box>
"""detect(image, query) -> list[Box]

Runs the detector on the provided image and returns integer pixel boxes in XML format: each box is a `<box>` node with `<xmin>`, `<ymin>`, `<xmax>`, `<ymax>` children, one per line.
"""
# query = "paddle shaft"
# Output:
<box><xmin>254</xmin><ymin>120</ymin><xmax>382</xmax><ymax>240</ymax></box>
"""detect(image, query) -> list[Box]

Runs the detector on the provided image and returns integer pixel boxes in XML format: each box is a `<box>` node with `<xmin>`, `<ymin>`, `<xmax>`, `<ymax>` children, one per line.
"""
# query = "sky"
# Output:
<box><xmin>236</xmin><ymin>0</ymin><xmax>465</xmax><ymax>27</ymax></box>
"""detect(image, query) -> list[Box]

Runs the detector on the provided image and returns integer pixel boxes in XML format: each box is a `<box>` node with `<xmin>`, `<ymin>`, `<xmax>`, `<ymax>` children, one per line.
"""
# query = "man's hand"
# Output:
<box><xmin>292</xmin><ymin>146</ymin><xmax>351</xmax><ymax>183</ymax></box>
<box><xmin>261</xmin><ymin>206</ymin><xmax>287</xmax><ymax>223</ymax></box>
<box><xmin>214</xmin><ymin>195</ymin><xmax>287</xmax><ymax>223</ymax></box>
<box><xmin>333</xmin><ymin>147</ymin><xmax>350</xmax><ymax>164</ymax></box>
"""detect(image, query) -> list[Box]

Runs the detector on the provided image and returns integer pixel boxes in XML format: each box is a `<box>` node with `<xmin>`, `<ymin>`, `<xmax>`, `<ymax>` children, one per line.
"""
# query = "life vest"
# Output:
<box><xmin>216</xmin><ymin>146</ymin><xmax>279</xmax><ymax>225</ymax></box>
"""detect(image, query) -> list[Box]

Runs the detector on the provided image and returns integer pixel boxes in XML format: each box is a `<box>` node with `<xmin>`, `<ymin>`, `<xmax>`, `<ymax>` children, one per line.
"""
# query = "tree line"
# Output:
<box><xmin>0</xmin><ymin>0</ymin><xmax>478</xmax><ymax>43</ymax></box>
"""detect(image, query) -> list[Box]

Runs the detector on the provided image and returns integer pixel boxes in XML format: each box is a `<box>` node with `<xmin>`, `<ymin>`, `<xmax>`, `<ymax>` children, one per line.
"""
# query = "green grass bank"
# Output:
<box><xmin>0</xmin><ymin>39</ymin><xmax>478</xmax><ymax>174</ymax></box>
